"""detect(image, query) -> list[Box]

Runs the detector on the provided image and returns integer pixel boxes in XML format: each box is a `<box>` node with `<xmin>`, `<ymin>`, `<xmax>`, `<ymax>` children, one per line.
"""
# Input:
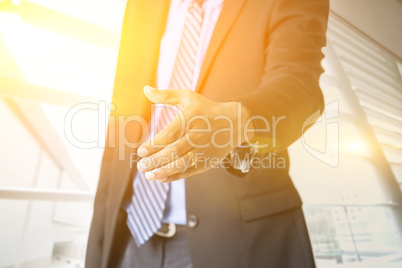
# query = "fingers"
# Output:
<box><xmin>141</xmin><ymin>150</ymin><xmax>224</xmax><ymax>183</ymax></box>
<box><xmin>138</xmin><ymin>85</ymin><xmax>227</xmax><ymax>183</ymax></box>
<box><xmin>162</xmin><ymin>164</ymin><xmax>212</xmax><ymax>183</ymax></box>
<box><xmin>138</xmin><ymin>86</ymin><xmax>196</xmax><ymax>157</ymax></box>
<box><xmin>143</xmin><ymin>150</ymin><xmax>198</xmax><ymax>181</ymax></box>
<box><xmin>137</xmin><ymin>133</ymin><xmax>192</xmax><ymax>172</ymax></box>
<box><xmin>138</xmin><ymin>112</ymin><xmax>186</xmax><ymax>157</ymax></box>
<box><xmin>143</xmin><ymin>85</ymin><xmax>191</xmax><ymax>107</ymax></box>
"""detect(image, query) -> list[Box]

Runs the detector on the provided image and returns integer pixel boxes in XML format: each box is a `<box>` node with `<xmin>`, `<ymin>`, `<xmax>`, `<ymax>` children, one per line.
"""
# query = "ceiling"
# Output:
<box><xmin>330</xmin><ymin>0</ymin><xmax>402</xmax><ymax>59</ymax></box>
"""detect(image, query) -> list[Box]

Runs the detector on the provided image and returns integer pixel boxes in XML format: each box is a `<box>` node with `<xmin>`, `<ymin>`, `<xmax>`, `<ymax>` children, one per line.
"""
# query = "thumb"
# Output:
<box><xmin>143</xmin><ymin>85</ymin><xmax>186</xmax><ymax>106</ymax></box>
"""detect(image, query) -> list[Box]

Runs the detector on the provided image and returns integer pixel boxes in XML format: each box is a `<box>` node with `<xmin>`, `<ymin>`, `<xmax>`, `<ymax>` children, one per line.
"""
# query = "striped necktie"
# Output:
<box><xmin>126</xmin><ymin>1</ymin><xmax>204</xmax><ymax>246</ymax></box>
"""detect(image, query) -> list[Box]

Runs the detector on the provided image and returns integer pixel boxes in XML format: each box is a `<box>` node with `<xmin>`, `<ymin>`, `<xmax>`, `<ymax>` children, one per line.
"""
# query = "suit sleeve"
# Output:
<box><xmin>235</xmin><ymin>0</ymin><xmax>329</xmax><ymax>153</ymax></box>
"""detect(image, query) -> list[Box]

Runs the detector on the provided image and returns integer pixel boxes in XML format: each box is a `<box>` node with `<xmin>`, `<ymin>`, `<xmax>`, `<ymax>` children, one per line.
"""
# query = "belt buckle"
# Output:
<box><xmin>155</xmin><ymin>223</ymin><xmax>176</xmax><ymax>238</ymax></box>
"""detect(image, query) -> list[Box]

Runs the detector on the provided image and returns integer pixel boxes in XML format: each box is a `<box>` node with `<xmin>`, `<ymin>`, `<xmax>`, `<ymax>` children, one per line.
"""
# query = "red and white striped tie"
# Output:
<box><xmin>127</xmin><ymin>1</ymin><xmax>204</xmax><ymax>246</ymax></box>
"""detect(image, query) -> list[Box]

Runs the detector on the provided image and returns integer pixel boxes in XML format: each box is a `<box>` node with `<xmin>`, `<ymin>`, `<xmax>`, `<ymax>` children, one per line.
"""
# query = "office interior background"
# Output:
<box><xmin>0</xmin><ymin>0</ymin><xmax>401</xmax><ymax>267</ymax></box>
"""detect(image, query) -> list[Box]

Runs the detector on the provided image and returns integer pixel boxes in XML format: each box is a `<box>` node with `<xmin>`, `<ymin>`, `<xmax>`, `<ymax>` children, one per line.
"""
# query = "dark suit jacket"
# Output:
<box><xmin>86</xmin><ymin>0</ymin><xmax>329</xmax><ymax>267</ymax></box>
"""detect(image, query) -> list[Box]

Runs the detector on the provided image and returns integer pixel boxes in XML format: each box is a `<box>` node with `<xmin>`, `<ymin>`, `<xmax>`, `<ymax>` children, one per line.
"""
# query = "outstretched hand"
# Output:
<box><xmin>136</xmin><ymin>85</ymin><xmax>255</xmax><ymax>183</ymax></box>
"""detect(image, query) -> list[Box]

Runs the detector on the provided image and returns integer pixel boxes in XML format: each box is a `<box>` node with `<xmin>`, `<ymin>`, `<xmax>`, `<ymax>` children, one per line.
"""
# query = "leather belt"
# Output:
<box><xmin>155</xmin><ymin>223</ymin><xmax>187</xmax><ymax>238</ymax></box>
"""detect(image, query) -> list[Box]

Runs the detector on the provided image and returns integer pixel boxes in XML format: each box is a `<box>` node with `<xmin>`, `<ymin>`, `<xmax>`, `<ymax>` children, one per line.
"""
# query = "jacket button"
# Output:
<box><xmin>187</xmin><ymin>214</ymin><xmax>199</xmax><ymax>228</ymax></box>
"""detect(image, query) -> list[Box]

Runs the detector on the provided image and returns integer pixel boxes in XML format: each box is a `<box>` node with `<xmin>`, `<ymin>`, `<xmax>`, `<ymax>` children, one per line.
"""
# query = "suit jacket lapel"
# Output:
<box><xmin>196</xmin><ymin>0</ymin><xmax>246</xmax><ymax>93</ymax></box>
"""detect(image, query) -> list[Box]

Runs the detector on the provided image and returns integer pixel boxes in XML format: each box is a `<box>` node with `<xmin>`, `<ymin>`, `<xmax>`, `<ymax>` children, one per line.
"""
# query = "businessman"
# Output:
<box><xmin>86</xmin><ymin>0</ymin><xmax>329</xmax><ymax>267</ymax></box>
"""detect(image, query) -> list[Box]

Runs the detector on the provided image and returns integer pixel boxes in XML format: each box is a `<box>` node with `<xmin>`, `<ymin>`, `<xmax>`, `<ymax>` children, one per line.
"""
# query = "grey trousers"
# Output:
<box><xmin>119</xmin><ymin>225</ymin><xmax>192</xmax><ymax>268</ymax></box>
